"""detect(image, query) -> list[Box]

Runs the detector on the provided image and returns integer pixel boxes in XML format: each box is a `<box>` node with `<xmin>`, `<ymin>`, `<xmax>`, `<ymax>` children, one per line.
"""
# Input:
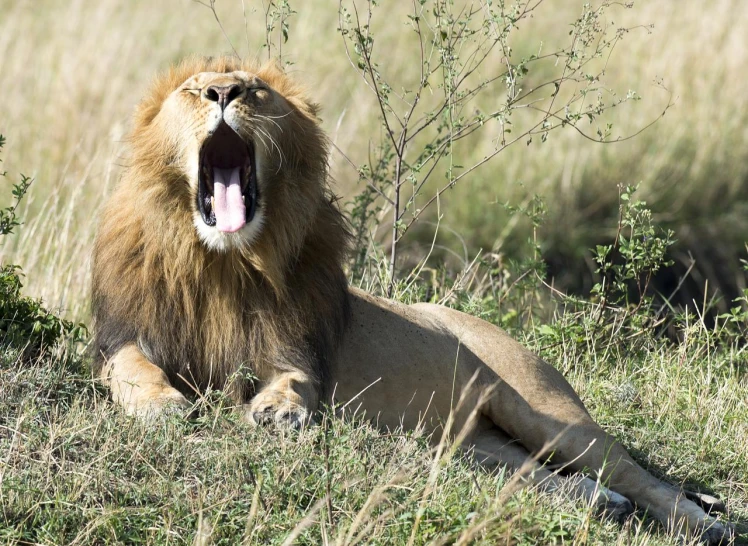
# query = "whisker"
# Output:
<box><xmin>249</xmin><ymin>128</ymin><xmax>272</xmax><ymax>156</ymax></box>
<box><xmin>251</xmin><ymin>126</ymin><xmax>285</xmax><ymax>173</ymax></box>
<box><xmin>253</xmin><ymin>114</ymin><xmax>284</xmax><ymax>133</ymax></box>
<box><xmin>258</xmin><ymin>111</ymin><xmax>293</xmax><ymax>120</ymax></box>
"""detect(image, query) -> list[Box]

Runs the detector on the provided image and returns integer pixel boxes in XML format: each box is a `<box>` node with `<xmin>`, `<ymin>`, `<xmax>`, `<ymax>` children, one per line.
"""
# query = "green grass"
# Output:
<box><xmin>1</xmin><ymin>302</ymin><xmax>746</xmax><ymax>545</ymax></box>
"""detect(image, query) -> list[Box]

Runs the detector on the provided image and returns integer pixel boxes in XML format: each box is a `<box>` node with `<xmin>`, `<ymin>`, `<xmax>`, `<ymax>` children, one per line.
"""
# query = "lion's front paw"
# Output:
<box><xmin>128</xmin><ymin>387</ymin><xmax>191</xmax><ymax>420</ymax></box>
<box><xmin>244</xmin><ymin>390</ymin><xmax>311</xmax><ymax>429</ymax></box>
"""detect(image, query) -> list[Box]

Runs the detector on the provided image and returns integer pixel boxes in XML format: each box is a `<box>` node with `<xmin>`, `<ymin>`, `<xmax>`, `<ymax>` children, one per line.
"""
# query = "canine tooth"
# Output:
<box><xmin>211</xmin><ymin>196</ymin><xmax>215</xmax><ymax>210</ymax></box>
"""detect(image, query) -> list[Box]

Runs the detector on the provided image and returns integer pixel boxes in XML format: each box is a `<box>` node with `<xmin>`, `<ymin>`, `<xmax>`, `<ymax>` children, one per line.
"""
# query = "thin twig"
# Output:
<box><xmin>193</xmin><ymin>0</ymin><xmax>240</xmax><ymax>58</ymax></box>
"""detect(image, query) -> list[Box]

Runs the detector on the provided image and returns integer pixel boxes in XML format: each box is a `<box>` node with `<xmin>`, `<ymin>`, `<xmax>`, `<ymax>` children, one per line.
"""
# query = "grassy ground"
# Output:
<box><xmin>1</xmin><ymin>303</ymin><xmax>746</xmax><ymax>545</ymax></box>
<box><xmin>1</xmin><ymin>1</ymin><xmax>747</xmax><ymax>544</ymax></box>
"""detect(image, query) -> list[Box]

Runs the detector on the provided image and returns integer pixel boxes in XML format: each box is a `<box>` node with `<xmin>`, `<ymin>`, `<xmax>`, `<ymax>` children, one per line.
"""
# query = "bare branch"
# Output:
<box><xmin>193</xmin><ymin>0</ymin><xmax>240</xmax><ymax>58</ymax></box>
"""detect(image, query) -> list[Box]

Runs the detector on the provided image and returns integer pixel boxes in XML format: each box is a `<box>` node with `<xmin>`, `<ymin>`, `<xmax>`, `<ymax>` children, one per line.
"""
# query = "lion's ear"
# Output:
<box><xmin>257</xmin><ymin>60</ymin><xmax>322</xmax><ymax>123</ymax></box>
<box><xmin>291</xmin><ymin>97</ymin><xmax>321</xmax><ymax>122</ymax></box>
<box><xmin>305</xmin><ymin>100</ymin><xmax>320</xmax><ymax>118</ymax></box>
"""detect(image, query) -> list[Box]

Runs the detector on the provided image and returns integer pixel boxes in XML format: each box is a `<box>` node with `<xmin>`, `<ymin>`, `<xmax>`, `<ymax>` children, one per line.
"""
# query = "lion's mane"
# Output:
<box><xmin>91</xmin><ymin>57</ymin><xmax>350</xmax><ymax>400</ymax></box>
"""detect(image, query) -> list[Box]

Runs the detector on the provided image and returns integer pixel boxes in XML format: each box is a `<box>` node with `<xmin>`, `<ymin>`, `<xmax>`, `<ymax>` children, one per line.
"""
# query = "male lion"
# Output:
<box><xmin>91</xmin><ymin>57</ymin><xmax>731</xmax><ymax>544</ymax></box>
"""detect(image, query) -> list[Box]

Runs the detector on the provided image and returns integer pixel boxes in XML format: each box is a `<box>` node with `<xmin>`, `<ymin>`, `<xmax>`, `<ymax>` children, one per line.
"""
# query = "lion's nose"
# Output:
<box><xmin>204</xmin><ymin>84</ymin><xmax>243</xmax><ymax>111</ymax></box>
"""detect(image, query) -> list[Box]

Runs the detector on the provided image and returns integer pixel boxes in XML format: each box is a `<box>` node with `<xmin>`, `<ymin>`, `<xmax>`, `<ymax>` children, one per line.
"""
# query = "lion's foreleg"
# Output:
<box><xmin>100</xmin><ymin>343</ymin><xmax>190</xmax><ymax>417</ymax></box>
<box><xmin>245</xmin><ymin>370</ymin><xmax>318</xmax><ymax>429</ymax></box>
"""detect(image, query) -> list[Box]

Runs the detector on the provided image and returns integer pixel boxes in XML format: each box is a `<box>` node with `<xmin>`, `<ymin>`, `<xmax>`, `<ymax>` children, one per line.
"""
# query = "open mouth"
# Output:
<box><xmin>197</xmin><ymin>122</ymin><xmax>257</xmax><ymax>233</ymax></box>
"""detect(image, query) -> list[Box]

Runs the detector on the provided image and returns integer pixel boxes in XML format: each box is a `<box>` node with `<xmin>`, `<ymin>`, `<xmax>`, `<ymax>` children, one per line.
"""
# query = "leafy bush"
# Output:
<box><xmin>0</xmin><ymin>134</ymin><xmax>86</xmax><ymax>356</ymax></box>
<box><xmin>338</xmin><ymin>0</ymin><xmax>661</xmax><ymax>296</ymax></box>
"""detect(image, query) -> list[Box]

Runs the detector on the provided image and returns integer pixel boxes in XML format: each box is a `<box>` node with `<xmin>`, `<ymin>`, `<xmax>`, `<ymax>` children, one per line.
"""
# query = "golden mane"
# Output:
<box><xmin>91</xmin><ymin>56</ymin><xmax>350</xmax><ymax>400</ymax></box>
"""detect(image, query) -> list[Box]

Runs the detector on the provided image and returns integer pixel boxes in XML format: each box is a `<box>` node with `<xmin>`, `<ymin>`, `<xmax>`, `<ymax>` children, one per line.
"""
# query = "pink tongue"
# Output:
<box><xmin>213</xmin><ymin>167</ymin><xmax>246</xmax><ymax>233</ymax></box>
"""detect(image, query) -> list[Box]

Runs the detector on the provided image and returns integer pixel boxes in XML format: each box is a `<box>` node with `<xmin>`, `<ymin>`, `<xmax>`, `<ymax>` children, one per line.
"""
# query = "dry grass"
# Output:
<box><xmin>0</xmin><ymin>0</ymin><xmax>747</xmax><ymax>320</ymax></box>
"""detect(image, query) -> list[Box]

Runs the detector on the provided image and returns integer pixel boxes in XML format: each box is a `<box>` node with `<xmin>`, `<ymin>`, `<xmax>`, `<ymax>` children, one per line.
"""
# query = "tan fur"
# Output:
<box><xmin>91</xmin><ymin>57</ymin><xmax>731</xmax><ymax>544</ymax></box>
<box><xmin>102</xmin><ymin>343</ymin><xmax>190</xmax><ymax>415</ymax></box>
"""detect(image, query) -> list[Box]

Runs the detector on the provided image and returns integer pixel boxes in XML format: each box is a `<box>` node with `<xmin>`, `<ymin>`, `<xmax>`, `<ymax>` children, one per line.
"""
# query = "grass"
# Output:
<box><xmin>1</xmin><ymin>0</ymin><xmax>748</xmax><ymax>320</ymax></box>
<box><xmin>1</xmin><ymin>306</ymin><xmax>746</xmax><ymax>545</ymax></box>
<box><xmin>0</xmin><ymin>0</ymin><xmax>747</xmax><ymax>544</ymax></box>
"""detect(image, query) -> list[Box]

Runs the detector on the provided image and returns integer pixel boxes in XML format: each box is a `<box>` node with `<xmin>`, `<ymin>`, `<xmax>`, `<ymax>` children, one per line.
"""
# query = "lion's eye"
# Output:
<box><xmin>249</xmin><ymin>86</ymin><xmax>268</xmax><ymax>97</ymax></box>
<box><xmin>183</xmin><ymin>88</ymin><xmax>201</xmax><ymax>96</ymax></box>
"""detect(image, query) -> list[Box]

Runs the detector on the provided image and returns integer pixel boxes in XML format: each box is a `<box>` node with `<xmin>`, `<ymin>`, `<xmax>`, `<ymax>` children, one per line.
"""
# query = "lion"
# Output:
<box><xmin>91</xmin><ymin>56</ymin><xmax>732</xmax><ymax>544</ymax></box>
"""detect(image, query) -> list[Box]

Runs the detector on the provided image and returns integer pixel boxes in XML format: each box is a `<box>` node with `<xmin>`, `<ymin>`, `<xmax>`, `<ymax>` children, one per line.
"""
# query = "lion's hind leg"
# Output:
<box><xmin>469</xmin><ymin>419</ymin><xmax>634</xmax><ymax>523</ymax></box>
<box><xmin>100</xmin><ymin>343</ymin><xmax>191</xmax><ymax>418</ymax></box>
<box><xmin>473</xmin><ymin>417</ymin><xmax>733</xmax><ymax>544</ymax></box>
<box><xmin>419</xmin><ymin>303</ymin><xmax>732</xmax><ymax>544</ymax></box>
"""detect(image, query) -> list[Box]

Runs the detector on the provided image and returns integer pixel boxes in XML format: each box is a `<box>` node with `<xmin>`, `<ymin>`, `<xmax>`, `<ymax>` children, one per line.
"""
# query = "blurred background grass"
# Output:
<box><xmin>0</xmin><ymin>0</ymin><xmax>747</xmax><ymax>322</ymax></box>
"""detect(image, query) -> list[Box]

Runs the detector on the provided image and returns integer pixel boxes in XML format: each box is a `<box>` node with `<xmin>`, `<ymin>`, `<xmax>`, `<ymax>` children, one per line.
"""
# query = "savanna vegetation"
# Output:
<box><xmin>0</xmin><ymin>0</ymin><xmax>746</xmax><ymax>544</ymax></box>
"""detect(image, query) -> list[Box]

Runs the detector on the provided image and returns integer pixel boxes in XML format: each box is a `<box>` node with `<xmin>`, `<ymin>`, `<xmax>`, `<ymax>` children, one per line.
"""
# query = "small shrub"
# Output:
<box><xmin>0</xmin><ymin>134</ymin><xmax>86</xmax><ymax>357</ymax></box>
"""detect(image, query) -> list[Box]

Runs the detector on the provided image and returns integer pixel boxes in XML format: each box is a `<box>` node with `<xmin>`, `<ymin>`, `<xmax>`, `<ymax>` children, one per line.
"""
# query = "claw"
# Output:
<box><xmin>246</xmin><ymin>404</ymin><xmax>308</xmax><ymax>429</ymax></box>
